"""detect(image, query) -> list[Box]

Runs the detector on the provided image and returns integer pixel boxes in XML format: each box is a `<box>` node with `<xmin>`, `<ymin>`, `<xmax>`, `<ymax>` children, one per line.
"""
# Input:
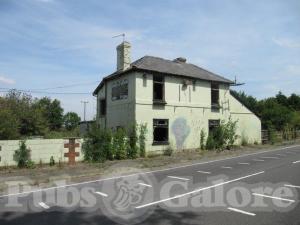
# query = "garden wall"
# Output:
<box><xmin>0</xmin><ymin>138</ymin><xmax>84</xmax><ymax>167</ymax></box>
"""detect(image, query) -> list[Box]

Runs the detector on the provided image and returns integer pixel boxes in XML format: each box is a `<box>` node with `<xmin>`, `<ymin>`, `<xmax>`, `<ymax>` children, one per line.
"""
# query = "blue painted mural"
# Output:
<box><xmin>171</xmin><ymin>117</ymin><xmax>191</xmax><ymax>149</ymax></box>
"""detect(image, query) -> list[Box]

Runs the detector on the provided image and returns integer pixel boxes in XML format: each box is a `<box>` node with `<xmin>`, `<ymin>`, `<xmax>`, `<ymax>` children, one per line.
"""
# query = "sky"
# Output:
<box><xmin>0</xmin><ymin>0</ymin><xmax>299</xmax><ymax>120</ymax></box>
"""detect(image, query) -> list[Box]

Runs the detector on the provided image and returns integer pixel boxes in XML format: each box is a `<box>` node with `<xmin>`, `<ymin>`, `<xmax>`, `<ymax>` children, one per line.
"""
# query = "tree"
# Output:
<box><xmin>63</xmin><ymin>112</ymin><xmax>81</xmax><ymax>131</ymax></box>
<box><xmin>0</xmin><ymin>109</ymin><xmax>19</xmax><ymax>140</ymax></box>
<box><xmin>35</xmin><ymin>97</ymin><xmax>64</xmax><ymax>130</ymax></box>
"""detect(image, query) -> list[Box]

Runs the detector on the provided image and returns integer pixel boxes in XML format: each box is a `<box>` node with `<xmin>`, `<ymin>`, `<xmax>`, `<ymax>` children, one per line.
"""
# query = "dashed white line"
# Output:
<box><xmin>136</xmin><ymin>171</ymin><xmax>265</xmax><ymax>209</ymax></box>
<box><xmin>252</xmin><ymin>159</ymin><xmax>264</xmax><ymax>162</ymax></box>
<box><xmin>238</xmin><ymin>162</ymin><xmax>250</xmax><ymax>165</ymax></box>
<box><xmin>221</xmin><ymin>166</ymin><xmax>233</xmax><ymax>169</ymax></box>
<box><xmin>293</xmin><ymin>160</ymin><xmax>300</xmax><ymax>164</ymax></box>
<box><xmin>95</xmin><ymin>191</ymin><xmax>108</xmax><ymax>197</ymax></box>
<box><xmin>284</xmin><ymin>184</ymin><xmax>300</xmax><ymax>189</ymax></box>
<box><xmin>1</xmin><ymin>144</ymin><xmax>299</xmax><ymax>199</ymax></box>
<box><xmin>167</xmin><ymin>176</ymin><xmax>190</xmax><ymax>181</ymax></box>
<box><xmin>260</xmin><ymin>156</ymin><xmax>279</xmax><ymax>159</ymax></box>
<box><xmin>197</xmin><ymin>171</ymin><xmax>211</xmax><ymax>174</ymax></box>
<box><xmin>252</xmin><ymin>193</ymin><xmax>295</xmax><ymax>203</ymax></box>
<box><xmin>138</xmin><ymin>183</ymin><xmax>152</xmax><ymax>187</ymax></box>
<box><xmin>38</xmin><ymin>202</ymin><xmax>50</xmax><ymax>209</ymax></box>
<box><xmin>276</xmin><ymin>154</ymin><xmax>284</xmax><ymax>157</ymax></box>
<box><xmin>227</xmin><ymin>207</ymin><xmax>256</xmax><ymax>216</ymax></box>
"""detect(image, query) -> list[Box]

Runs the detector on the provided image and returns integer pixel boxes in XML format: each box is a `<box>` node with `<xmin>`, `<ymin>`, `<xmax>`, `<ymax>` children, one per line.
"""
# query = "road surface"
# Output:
<box><xmin>0</xmin><ymin>145</ymin><xmax>300</xmax><ymax>225</ymax></box>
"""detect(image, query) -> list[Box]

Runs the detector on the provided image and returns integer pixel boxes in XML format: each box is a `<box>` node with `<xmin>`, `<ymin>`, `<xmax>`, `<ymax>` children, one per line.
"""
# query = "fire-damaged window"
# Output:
<box><xmin>211</xmin><ymin>83</ymin><xmax>219</xmax><ymax>110</ymax></box>
<box><xmin>208</xmin><ymin>120</ymin><xmax>220</xmax><ymax>134</ymax></box>
<box><xmin>100</xmin><ymin>99</ymin><xmax>106</xmax><ymax>116</ymax></box>
<box><xmin>153</xmin><ymin>119</ymin><xmax>169</xmax><ymax>145</ymax></box>
<box><xmin>153</xmin><ymin>75</ymin><xmax>165</xmax><ymax>104</ymax></box>
<box><xmin>112</xmin><ymin>80</ymin><xmax>128</xmax><ymax>101</ymax></box>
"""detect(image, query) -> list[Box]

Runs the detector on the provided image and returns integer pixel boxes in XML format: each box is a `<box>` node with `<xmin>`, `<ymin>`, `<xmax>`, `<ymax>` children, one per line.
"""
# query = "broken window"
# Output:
<box><xmin>153</xmin><ymin>119</ymin><xmax>169</xmax><ymax>145</ymax></box>
<box><xmin>211</xmin><ymin>83</ymin><xmax>219</xmax><ymax>109</ymax></box>
<box><xmin>112</xmin><ymin>80</ymin><xmax>128</xmax><ymax>101</ymax></box>
<box><xmin>208</xmin><ymin>120</ymin><xmax>220</xmax><ymax>135</ymax></box>
<box><xmin>100</xmin><ymin>99</ymin><xmax>106</xmax><ymax>116</ymax></box>
<box><xmin>153</xmin><ymin>75</ymin><xmax>165</xmax><ymax>103</ymax></box>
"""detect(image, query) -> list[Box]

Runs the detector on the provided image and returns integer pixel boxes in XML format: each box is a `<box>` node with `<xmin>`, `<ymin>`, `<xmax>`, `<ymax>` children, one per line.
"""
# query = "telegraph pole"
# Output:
<box><xmin>81</xmin><ymin>101</ymin><xmax>89</xmax><ymax>121</ymax></box>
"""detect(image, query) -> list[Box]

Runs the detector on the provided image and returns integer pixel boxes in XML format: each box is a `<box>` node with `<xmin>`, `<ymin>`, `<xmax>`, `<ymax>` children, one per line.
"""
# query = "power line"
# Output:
<box><xmin>0</xmin><ymin>88</ymin><xmax>92</xmax><ymax>95</ymax></box>
<box><xmin>31</xmin><ymin>80</ymin><xmax>100</xmax><ymax>91</ymax></box>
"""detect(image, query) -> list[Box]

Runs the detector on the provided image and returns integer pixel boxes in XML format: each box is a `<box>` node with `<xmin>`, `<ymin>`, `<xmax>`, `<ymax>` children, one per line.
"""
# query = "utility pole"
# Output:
<box><xmin>81</xmin><ymin>101</ymin><xmax>89</xmax><ymax>121</ymax></box>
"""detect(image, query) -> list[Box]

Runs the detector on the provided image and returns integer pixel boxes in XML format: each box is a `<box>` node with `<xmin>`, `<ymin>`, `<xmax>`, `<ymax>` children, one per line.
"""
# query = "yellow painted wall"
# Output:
<box><xmin>97</xmin><ymin>71</ymin><xmax>261</xmax><ymax>152</ymax></box>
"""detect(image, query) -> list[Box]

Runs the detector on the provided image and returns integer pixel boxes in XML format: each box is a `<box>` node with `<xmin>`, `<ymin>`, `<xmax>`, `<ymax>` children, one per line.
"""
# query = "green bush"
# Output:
<box><xmin>200</xmin><ymin>129</ymin><xmax>206</xmax><ymax>150</ymax></box>
<box><xmin>127</xmin><ymin>124</ymin><xmax>138</xmax><ymax>159</ymax></box>
<box><xmin>205</xmin><ymin>134</ymin><xmax>215</xmax><ymax>150</ymax></box>
<box><xmin>13</xmin><ymin>140</ymin><xmax>31</xmax><ymax>168</ymax></box>
<box><xmin>82</xmin><ymin>123</ymin><xmax>113</xmax><ymax>162</ymax></box>
<box><xmin>163</xmin><ymin>144</ymin><xmax>174</xmax><ymax>156</ymax></box>
<box><xmin>139</xmin><ymin>123</ymin><xmax>147</xmax><ymax>157</ymax></box>
<box><xmin>113</xmin><ymin>128</ymin><xmax>127</xmax><ymax>160</ymax></box>
<box><xmin>206</xmin><ymin>117</ymin><xmax>238</xmax><ymax>151</ymax></box>
<box><xmin>50</xmin><ymin>156</ymin><xmax>55</xmax><ymax>166</ymax></box>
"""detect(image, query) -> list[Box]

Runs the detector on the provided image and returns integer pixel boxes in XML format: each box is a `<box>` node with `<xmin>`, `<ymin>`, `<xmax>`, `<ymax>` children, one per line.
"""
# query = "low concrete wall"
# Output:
<box><xmin>0</xmin><ymin>139</ymin><xmax>84</xmax><ymax>167</ymax></box>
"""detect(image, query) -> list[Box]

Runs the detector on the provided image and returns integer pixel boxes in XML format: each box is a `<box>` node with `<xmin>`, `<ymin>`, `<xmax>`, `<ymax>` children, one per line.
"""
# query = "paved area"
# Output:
<box><xmin>0</xmin><ymin>145</ymin><xmax>300</xmax><ymax>225</ymax></box>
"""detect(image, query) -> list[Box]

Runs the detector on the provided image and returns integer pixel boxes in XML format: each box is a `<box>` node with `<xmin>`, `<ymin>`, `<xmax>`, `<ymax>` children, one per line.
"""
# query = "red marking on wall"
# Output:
<box><xmin>64</xmin><ymin>138</ymin><xmax>80</xmax><ymax>165</ymax></box>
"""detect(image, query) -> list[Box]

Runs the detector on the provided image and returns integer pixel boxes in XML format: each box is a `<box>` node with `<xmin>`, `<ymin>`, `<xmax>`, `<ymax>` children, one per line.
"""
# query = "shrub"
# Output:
<box><xmin>163</xmin><ymin>144</ymin><xmax>174</xmax><ymax>156</ymax></box>
<box><xmin>139</xmin><ymin>123</ymin><xmax>147</xmax><ymax>157</ymax></box>
<box><xmin>205</xmin><ymin>134</ymin><xmax>215</xmax><ymax>150</ymax></box>
<box><xmin>50</xmin><ymin>156</ymin><xmax>55</xmax><ymax>166</ymax></box>
<box><xmin>241</xmin><ymin>135</ymin><xmax>248</xmax><ymax>146</ymax></box>
<box><xmin>206</xmin><ymin>117</ymin><xmax>238</xmax><ymax>151</ymax></box>
<box><xmin>200</xmin><ymin>129</ymin><xmax>206</xmax><ymax>150</ymax></box>
<box><xmin>127</xmin><ymin>124</ymin><xmax>138</xmax><ymax>159</ymax></box>
<box><xmin>113</xmin><ymin>128</ymin><xmax>127</xmax><ymax>160</ymax></box>
<box><xmin>13</xmin><ymin>140</ymin><xmax>31</xmax><ymax>168</ymax></box>
<box><xmin>82</xmin><ymin>123</ymin><xmax>113</xmax><ymax>162</ymax></box>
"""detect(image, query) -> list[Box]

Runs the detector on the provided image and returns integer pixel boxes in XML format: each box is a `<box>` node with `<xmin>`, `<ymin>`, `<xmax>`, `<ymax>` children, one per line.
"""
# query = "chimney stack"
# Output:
<box><xmin>116</xmin><ymin>41</ymin><xmax>131</xmax><ymax>71</ymax></box>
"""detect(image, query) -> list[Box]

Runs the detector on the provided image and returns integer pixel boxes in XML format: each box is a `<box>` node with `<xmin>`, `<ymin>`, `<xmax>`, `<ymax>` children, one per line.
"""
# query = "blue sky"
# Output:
<box><xmin>0</xmin><ymin>0</ymin><xmax>299</xmax><ymax>120</ymax></box>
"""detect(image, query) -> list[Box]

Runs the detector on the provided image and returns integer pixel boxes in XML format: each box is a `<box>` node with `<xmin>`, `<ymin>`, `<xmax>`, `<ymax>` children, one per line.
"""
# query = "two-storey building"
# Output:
<box><xmin>93</xmin><ymin>41</ymin><xmax>261</xmax><ymax>152</ymax></box>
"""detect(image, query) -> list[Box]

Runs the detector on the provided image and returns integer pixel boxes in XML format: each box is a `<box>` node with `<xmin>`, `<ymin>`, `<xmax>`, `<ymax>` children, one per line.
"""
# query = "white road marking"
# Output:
<box><xmin>1</xmin><ymin>144</ymin><xmax>299</xmax><ymax>199</ymax></box>
<box><xmin>167</xmin><ymin>176</ymin><xmax>190</xmax><ymax>181</ymax></box>
<box><xmin>276</xmin><ymin>154</ymin><xmax>284</xmax><ymax>157</ymax></box>
<box><xmin>138</xmin><ymin>183</ymin><xmax>152</xmax><ymax>187</ymax></box>
<box><xmin>293</xmin><ymin>160</ymin><xmax>300</xmax><ymax>164</ymax></box>
<box><xmin>38</xmin><ymin>202</ymin><xmax>50</xmax><ymax>209</ymax></box>
<box><xmin>252</xmin><ymin>193</ymin><xmax>295</xmax><ymax>203</ymax></box>
<box><xmin>136</xmin><ymin>171</ymin><xmax>265</xmax><ymax>209</ymax></box>
<box><xmin>238</xmin><ymin>162</ymin><xmax>250</xmax><ymax>165</ymax></box>
<box><xmin>95</xmin><ymin>191</ymin><xmax>108</xmax><ymax>197</ymax></box>
<box><xmin>227</xmin><ymin>207</ymin><xmax>256</xmax><ymax>216</ymax></box>
<box><xmin>284</xmin><ymin>184</ymin><xmax>300</xmax><ymax>189</ymax></box>
<box><xmin>252</xmin><ymin>159</ymin><xmax>264</xmax><ymax>162</ymax></box>
<box><xmin>260</xmin><ymin>156</ymin><xmax>279</xmax><ymax>159</ymax></box>
<box><xmin>197</xmin><ymin>171</ymin><xmax>211</xmax><ymax>174</ymax></box>
<box><xmin>221</xmin><ymin>166</ymin><xmax>233</xmax><ymax>169</ymax></box>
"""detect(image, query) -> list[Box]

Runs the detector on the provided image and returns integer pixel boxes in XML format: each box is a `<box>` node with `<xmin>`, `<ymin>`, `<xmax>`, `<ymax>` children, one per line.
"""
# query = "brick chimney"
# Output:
<box><xmin>116</xmin><ymin>41</ymin><xmax>131</xmax><ymax>71</ymax></box>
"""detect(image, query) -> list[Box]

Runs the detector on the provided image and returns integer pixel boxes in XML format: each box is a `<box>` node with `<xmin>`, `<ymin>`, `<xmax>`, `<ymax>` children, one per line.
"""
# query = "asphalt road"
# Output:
<box><xmin>0</xmin><ymin>145</ymin><xmax>300</xmax><ymax>225</ymax></box>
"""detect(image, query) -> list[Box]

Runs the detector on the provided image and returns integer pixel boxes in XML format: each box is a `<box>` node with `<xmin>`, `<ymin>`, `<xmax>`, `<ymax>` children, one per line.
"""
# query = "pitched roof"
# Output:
<box><xmin>93</xmin><ymin>56</ymin><xmax>234</xmax><ymax>95</ymax></box>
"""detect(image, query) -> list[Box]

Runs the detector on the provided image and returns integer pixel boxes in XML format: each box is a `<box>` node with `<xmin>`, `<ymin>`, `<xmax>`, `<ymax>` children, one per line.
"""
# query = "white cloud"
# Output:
<box><xmin>273</xmin><ymin>37</ymin><xmax>300</xmax><ymax>48</ymax></box>
<box><xmin>0</xmin><ymin>75</ymin><xmax>15</xmax><ymax>85</ymax></box>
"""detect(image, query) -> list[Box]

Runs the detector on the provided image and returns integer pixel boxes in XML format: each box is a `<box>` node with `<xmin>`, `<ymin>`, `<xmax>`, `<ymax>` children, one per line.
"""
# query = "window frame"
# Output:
<box><xmin>152</xmin><ymin>119</ymin><xmax>169</xmax><ymax>145</ymax></box>
<box><xmin>153</xmin><ymin>75</ymin><xmax>166</xmax><ymax>105</ymax></box>
<box><xmin>100</xmin><ymin>99</ymin><xmax>106</xmax><ymax>116</ymax></box>
<box><xmin>211</xmin><ymin>82</ymin><xmax>220</xmax><ymax>110</ymax></box>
